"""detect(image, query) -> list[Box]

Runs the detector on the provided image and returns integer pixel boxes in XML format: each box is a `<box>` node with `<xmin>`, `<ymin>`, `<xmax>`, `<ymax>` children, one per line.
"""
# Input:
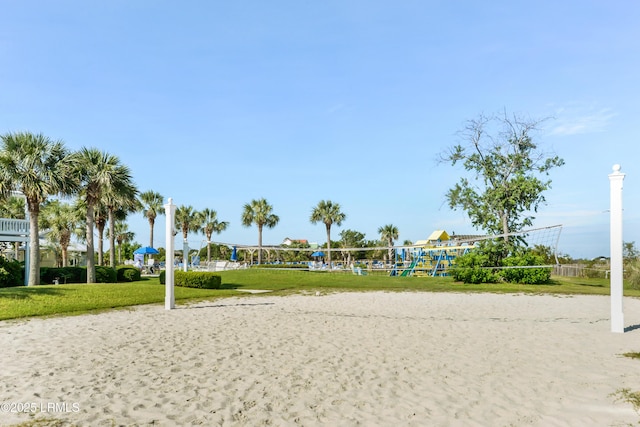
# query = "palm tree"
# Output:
<box><xmin>378</xmin><ymin>224</ymin><xmax>399</xmax><ymax>264</ymax></box>
<box><xmin>104</xmin><ymin>183</ymin><xmax>138</xmax><ymax>268</ymax></box>
<box><xmin>0</xmin><ymin>195</ymin><xmax>26</xmax><ymax>218</ymax></box>
<box><xmin>114</xmin><ymin>220</ymin><xmax>135</xmax><ymax>264</ymax></box>
<box><xmin>139</xmin><ymin>190</ymin><xmax>164</xmax><ymax>248</ymax></box>
<box><xmin>94</xmin><ymin>204</ymin><xmax>109</xmax><ymax>266</ymax></box>
<box><xmin>175</xmin><ymin>205</ymin><xmax>201</xmax><ymax>269</ymax></box>
<box><xmin>310</xmin><ymin>200</ymin><xmax>346</xmax><ymax>268</ymax></box>
<box><xmin>241</xmin><ymin>198</ymin><xmax>279</xmax><ymax>264</ymax></box>
<box><xmin>73</xmin><ymin>148</ymin><xmax>134</xmax><ymax>283</ymax></box>
<box><xmin>39</xmin><ymin>200</ymin><xmax>82</xmax><ymax>267</ymax></box>
<box><xmin>0</xmin><ymin>132</ymin><xmax>78</xmax><ymax>285</ymax></box>
<box><xmin>200</xmin><ymin>208</ymin><xmax>229</xmax><ymax>262</ymax></box>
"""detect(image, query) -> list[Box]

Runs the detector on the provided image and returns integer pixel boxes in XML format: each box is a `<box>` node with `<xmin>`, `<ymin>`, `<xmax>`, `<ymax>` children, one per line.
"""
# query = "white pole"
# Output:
<box><xmin>164</xmin><ymin>198</ymin><xmax>176</xmax><ymax>310</ymax></box>
<box><xmin>183</xmin><ymin>240</ymin><xmax>189</xmax><ymax>272</ymax></box>
<box><xmin>609</xmin><ymin>164</ymin><xmax>625</xmax><ymax>333</ymax></box>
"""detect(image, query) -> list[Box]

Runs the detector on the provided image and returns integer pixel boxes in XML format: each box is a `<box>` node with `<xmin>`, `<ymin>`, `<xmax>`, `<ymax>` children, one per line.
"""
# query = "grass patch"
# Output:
<box><xmin>612</xmin><ymin>388</ymin><xmax>640</xmax><ymax>413</ymax></box>
<box><xmin>0</xmin><ymin>276</ymin><xmax>238</xmax><ymax>321</ymax></box>
<box><xmin>614</xmin><ymin>353</ymin><xmax>640</xmax><ymax>418</ymax></box>
<box><xmin>216</xmin><ymin>269</ymin><xmax>640</xmax><ymax>296</ymax></box>
<box><xmin>8</xmin><ymin>418</ymin><xmax>74</xmax><ymax>427</ymax></box>
<box><xmin>0</xmin><ymin>270</ymin><xmax>639</xmax><ymax>321</ymax></box>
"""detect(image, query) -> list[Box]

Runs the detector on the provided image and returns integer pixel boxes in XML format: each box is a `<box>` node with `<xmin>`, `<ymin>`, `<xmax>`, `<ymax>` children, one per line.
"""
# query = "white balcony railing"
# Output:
<box><xmin>0</xmin><ymin>218</ymin><xmax>29</xmax><ymax>235</ymax></box>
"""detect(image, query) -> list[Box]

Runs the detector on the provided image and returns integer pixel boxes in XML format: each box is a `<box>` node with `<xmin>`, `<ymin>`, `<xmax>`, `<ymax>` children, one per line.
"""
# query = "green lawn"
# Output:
<box><xmin>0</xmin><ymin>269</ymin><xmax>638</xmax><ymax>321</ymax></box>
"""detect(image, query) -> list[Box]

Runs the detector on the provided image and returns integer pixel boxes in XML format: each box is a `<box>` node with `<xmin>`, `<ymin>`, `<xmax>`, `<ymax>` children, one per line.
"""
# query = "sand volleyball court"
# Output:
<box><xmin>1</xmin><ymin>292</ymin><xmax>639</xmax><ymax>426</ymax></box>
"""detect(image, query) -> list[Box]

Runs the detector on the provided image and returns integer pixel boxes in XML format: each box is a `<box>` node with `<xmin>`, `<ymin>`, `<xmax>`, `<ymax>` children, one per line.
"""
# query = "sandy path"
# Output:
<box><xmin>1</xmin><ymin>292</ymin><xmax>639</xmax><ymax>426</ymax></box>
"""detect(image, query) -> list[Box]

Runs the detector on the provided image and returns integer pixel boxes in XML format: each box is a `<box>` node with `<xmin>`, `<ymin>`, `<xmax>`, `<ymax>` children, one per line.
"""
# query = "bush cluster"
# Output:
<box><xmin>449</xmin><ymin>251</ymin><xmax>499</xmax><ymax>284</ymax></box>
<box><xmin>117</xmin><ymin>266</ymin><xmax>142</xmax><ymax>282</ymax></box>
<box><xmin>500</xmin><ymin>252</ymin><xmax>551</xmax><ymax>284</ymax></box>
<box><xmin>0</xmin><ymin>256</ymin><xmax>23</xmax><ymax>288</ymax></box>
<box><xmin>95</xmin><ymin>266</ymin><xmax>117</xmax><ymax>283</ymax></box>
<box><xmin>40</xmin><ymin>266</ymin><xmax>126</xmax><ymax>284</ymax></box>
<box><xmin>451</xmin><ymin>249</ymin><xmax>551</xmax><ymax>284</ymax></box>
<box><xmin>625</xmin><ymin>260</ymin><xmax>640</xmax><ymax>290</ymax></box>
<box><xmin>40</xmin><ymin>267</ymin><xmax>84</xmax><ymax>284</ymax></box>
<box><xmin>159</xmin><ymin>270</ymin><xmax>222</xmax><ymax>289</ymax></box>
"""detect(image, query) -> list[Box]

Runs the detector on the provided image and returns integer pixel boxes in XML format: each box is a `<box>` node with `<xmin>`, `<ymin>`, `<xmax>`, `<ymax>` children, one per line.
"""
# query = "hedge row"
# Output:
<box><xmin>39</xmin><ymin>266</ymin><xmax>140</xmax><ymax>285</ymax></box>
<box><xmin>450</xmin><ymin>250</ymin><xmax>551</xmax><ymax>284</ymax></box>
<box><xmin>159</xmin><ymin>270</ymin><xmax>222</xmax><ymax>289</ymax></box>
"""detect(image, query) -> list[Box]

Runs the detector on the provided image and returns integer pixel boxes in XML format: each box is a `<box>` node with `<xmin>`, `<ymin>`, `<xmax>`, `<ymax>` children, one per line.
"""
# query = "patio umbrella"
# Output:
<box><xmin>134</xmin><ymin>246</ymin><xmax>160</xmax><ymax>255</ymax></box>
<box><xmin>230</xmin><ymin>246</ymin><xmax>238</xmax><ymax>261</ymax></box>
<box><xmin>311</xmin><ymin>251</ymin><xmax>324</xmax><ymax>257</ymax></box>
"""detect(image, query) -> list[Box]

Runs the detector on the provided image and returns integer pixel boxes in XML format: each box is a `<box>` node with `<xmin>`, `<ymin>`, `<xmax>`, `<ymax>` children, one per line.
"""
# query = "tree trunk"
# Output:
<box><xmin>61</xmin><ymin>231</ymin><xmax>70</xmax><ymax>267</ymax></box>
<box><xmin>149</xmin><ymin>218</ymin><xmax>155</xmax><ymax>248</ymax></box>
<box><xmin>61</xmin><ymin>247</ymin><xmax>68</xmax><ymax>268</ymax></box>
<box><xmin>86</xmin><ymin>205</ymin><xmax>96</xmax><ymax>283</ymax></box>
<box><xmin>501</xmin><ymin>211</ymin><xmax>510</xmax><ymax>247</ymax></box>
<box><xmin>28</xmin><ymin>209</ymin><xmax>40</xmax><ymax>286</ymax></box>
<box><xmin>96</xmin><ymin>220</ymin><xmax>106</xmax><ymax>266</ymax></box>
<box><xmin>258</xmin><ymin>224</ymin><xmax>263</xmax><ymax>264</ymax></box>
<box><xmin>325</xmin><ymin>224</ymin><xmax>332</xmax><ymax>267</ymax></box>
<box><xmin>109</xmin><ymin>209</ymin><xmax>117</xmax><ymax>269</ymax></box>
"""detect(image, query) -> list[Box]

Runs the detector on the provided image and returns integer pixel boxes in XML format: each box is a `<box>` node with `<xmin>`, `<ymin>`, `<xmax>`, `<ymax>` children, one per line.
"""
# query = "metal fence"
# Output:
<box><xmin>553</xmin><ymin>264</ymin><xmax>610</xmax><ymax>279</ymax></box>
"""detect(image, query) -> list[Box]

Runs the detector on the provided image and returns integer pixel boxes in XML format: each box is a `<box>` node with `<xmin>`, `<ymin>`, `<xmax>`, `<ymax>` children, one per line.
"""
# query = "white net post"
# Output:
<box><xmin>165</xmin><ymin>198</ymin><xmax>176</xmax><ymax>310</ymax></box>
<box><xmin>609</xmin><ymin>165</ymin><xmax>625</xmax><ymax>333</ymax></box>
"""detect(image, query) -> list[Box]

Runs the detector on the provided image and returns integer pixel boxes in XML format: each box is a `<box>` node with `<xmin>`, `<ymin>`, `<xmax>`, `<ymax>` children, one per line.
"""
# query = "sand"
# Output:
<box><xmin>1</xmin><ymin>292</ymin><xmax>639</xmax><ymax>426</ymax></box>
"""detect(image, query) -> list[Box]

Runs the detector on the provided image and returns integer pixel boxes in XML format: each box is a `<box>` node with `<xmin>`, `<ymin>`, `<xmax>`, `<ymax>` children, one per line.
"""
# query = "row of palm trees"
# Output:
<box><xmin>239</xmin><ymin>198</ymin><xmax>399</xmax><ymax>266</ymax></box>
<box><xmin>0</xmin><ymin>132</ymin><xmax>401</xmax><ymax>285</ymax></box>
<box><xmin>136</xmin><ymin>192</ymin><xmax>230</xmax><ymax>262</ymax></box>
<box><xmin>0</xmin><ymin>137</ymin><xmax>230</xmax><ymax>284</ymax></box>
<box><xmin>0</xmin><ymin>132</ymin><xmax>138</xmax><ymax>285</ymax></box>
<box><xmin>144</xmin><ymin>197</ymin><xmax>399</xmax><ymax>267</ymax></box>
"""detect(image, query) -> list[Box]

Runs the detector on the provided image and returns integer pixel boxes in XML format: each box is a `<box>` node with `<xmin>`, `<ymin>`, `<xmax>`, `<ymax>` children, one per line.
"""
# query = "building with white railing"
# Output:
<box><xmin>0</xmin><ymin>217</ymin><xmax>30</xmax><ymax>285</ymax></box>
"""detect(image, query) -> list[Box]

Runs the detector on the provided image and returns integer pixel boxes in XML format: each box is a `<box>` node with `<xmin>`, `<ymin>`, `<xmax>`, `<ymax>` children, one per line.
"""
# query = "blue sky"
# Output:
<box><xmin>1</xmin><ymin>1</ymin><xmax>639</xmax><ymax>259</ymax></box>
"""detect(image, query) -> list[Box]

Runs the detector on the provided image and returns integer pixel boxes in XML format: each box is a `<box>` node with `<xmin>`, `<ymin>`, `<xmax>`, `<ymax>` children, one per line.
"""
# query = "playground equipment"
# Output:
<box><xmin>391</xmin><ymin>230</ymin><xmax>475</xmax><ymax>277</ymax></box>
<box><xmin>391</xmin><ymin>225</ymin><xmax>563</xmax><ymax>277</ymax></box>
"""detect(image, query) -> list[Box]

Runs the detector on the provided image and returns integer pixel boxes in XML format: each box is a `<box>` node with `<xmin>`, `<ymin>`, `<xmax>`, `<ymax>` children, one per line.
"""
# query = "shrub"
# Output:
<box><xmin>0</xmin><ymin>256</ymin><xmax>22</xmax><ymax>287</ymax></box>
<box><xmin>117</xmin><ymin>266</ymin><xmax>141</xmax><ymax>282</ymax></box>
<box><xmin>451</xmin><ymin>248</ymin><xmax>551</xmax><ymax>285</ymax></box>
<box><xmin>175</xmin><ymin>271</ymin><xmax>222</xmax><ymax>289</ymax></box>
<box><xmin>626</xmin><ymin>260</ymin><xmax>640</xmax><ymax>290</ymax></box>
<box><xmin>450</xmin><ymin>266</ymin><xmax>499</xmax><ymax>284</ymax></box>
<box><xmin>159</xmin><ymin>270</ymin><xmax>222</xmax><ymax>289</ymax></box>
<box><xmin>500</xmin><ymin>252</ymin><xmax>551</xmax><ymax>284</ymax></box>
<box><xmin>40</xmin><ymin>266</ymin><xmax>116</xmax><ymax>284</ymax></box>
<box><xmin>95</xmin><ymin>266</ymin><xmax>117</xmax><ymax>283</ymax></box>
<box><xmin>40</xmin><ymin>267</ymin><xmax>84</xmax><ymax>284</ymax></box>
<box><xmin>159</xmin><ymin>270</ymin><xmax>221</xmax><ymax>289</ymax></box>
<box><xmin>450</xmin><ymin>251</ymin><xmax>500</xmax><ymax>284</ymax></box>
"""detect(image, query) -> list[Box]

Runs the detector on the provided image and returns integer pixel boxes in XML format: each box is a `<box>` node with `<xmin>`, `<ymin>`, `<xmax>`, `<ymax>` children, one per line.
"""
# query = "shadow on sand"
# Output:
<box><xmin>183</xmin><ymin>301</ymin><xmax>276</xmax><ymax>310</ymax></box>
<box><xmin>624</xmin><ymin>324</ymin><xmax>640</xmax><ymax>333</ymax></box>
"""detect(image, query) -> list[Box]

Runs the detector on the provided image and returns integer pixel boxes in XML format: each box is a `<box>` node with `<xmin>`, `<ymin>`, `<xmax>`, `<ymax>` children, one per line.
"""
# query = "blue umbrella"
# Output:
<box><xmin>134</xmin><ymin>246</ymin><xmax>160</xmax><ymax>255</ymax></box>
<box><xmin>311</xmin><ymin>251</ymin><xmax>324</xmax><ymax>257</ymax></box>
<box><xmin>230</xmin><ymin>246</ymin><xmax>238</xmax><ymax>261</ymax></box>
